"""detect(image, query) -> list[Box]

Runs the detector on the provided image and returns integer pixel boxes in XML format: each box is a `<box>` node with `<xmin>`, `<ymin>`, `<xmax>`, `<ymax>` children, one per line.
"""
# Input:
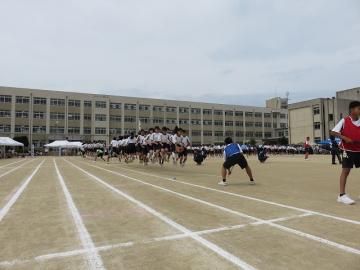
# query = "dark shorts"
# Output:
<box><xmin>161</xmin><ymin>143</ymin><xmax>170</xmax><ymax>150</ymax></box>
<box><xmin>342</xmin><ymin>151</ymin><xmax>360</xmax><ymax>169</ymax></box>
<box><xmin>127</xmin><ymin>143</ymin><xmax>136</xmax><ymax>154</ymax></box>
<box><xmin>178</xmin><ymin>148</ymin><xmax>188</xmax><ymax>157</ymax></box>
<box><xmin>153</xmin><ymin>143</ymin><xmax>162</xmax><ymax>151</ymax></box>
<box><xmin>223</xmin><ymin>153</ymin><xmax>248</xmax><ymax>169</ymax></box>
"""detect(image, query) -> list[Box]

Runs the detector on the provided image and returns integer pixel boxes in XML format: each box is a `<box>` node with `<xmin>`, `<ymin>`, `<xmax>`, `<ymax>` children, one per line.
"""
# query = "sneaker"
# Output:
<box><xmin>337</xmin><ymin>194</ymin><xmax>355</xmax><ymax>205</ymax></box>
<box><xmin>249</xmin><ymin>179</ymin><xmax>255</xmax><ymax>185</ymax></box>
<box><xmin>218</xmin><ymin>181</ymin><xmax>228</xmax><ymax>186</ymax></box>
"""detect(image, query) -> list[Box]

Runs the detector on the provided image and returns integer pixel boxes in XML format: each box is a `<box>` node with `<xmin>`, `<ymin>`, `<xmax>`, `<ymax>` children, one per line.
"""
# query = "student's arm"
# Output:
<box><xmin>330</xmin><ymin>119</ymin><xmax>353</xmax><ymax>144</ymax></box>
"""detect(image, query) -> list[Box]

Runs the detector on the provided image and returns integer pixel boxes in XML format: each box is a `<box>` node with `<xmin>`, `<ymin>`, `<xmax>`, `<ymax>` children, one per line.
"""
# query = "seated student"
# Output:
<box><xmin>193</xmin><ymin>148</ymin><xmax>204</xmax><ymax>165</ymax></box>
<box><xmin>330</xmin><ymin>101</ymin><xmax>360</xmax><ymax>205</ymax></box>
<box><xmin>257</xmin><ymin>147</ymin><xmax>268</xmax><ymax>163</ymax></box>
<box><xmin>219</xmin><ymin>137</ymin><xmax>255</xmax><ymax>186</ymax></box>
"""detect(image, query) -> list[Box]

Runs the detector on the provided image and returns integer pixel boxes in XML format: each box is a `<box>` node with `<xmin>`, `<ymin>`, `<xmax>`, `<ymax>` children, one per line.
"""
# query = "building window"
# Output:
<box><xmin>225</xmin><ymin>111</ymin><xmax>233</xmax><ymax>116</ymax></box>
<box><xmin>33</xmin><ymin>126</ymin><xmax>46</xmax><ymax>133</ymax></box>
<box><xmin>68</xmin><ymin>99</ymin><xmax>81</xmax><ymax>107</ymax></box>
<box><xmin>225</xmin><ymin>121</ymin><xmax>233</xmax><ymax>126</ymax></box>
<box><xmin>50</xmin><ymin>98</ymin><xmax>65</xmax><ymax>106</ymax></box>
<box><xmin>110</xmin><ymin>102</ymin><xmax>122</xmax><ymax>109</ymax></box>
<box><xmin>84</xmin><ymin>114</ymin><xmax>92</xmax><ymax>121</ymax></box>
<box><xmin>235</xmin><ymin>131</ymin><xmax>243</xmax><ymax>137</ymax></box>
<box><xmin>153</xmin><ymin>118</ymin><xmax>163</xmax><ymax>124</ymax></box>
<box><xmin>264</xmin><ymin>113</ymin><xmax>271</xmax><ymax>118</ymax></box>
<box><xmin>215</xmin><ymin>131</ymin><xmax>223</xmax><ymax>137</ymax></box>
<box><xmin>95</xmin><ymin>127</ymin><xmax>106</xmax><ymax>134</ymax></box>
<box><xmin>191</xmin><ymin>108</ymin><xmax>201</xmax><ymax>114</ymax></box>
<box><xmin>225</xmin><ymin>131</ymin><xmax>233</xmax><ymax>137</ymax></box>
<box><xmin>15</xmin><ymin>111</ymin><xmax>29</xmax><ymax>118</ymax></box>
<box><xmin>280</xmin><ymin>123</ymin><xmax>287</xmax><ymax>128</ymax></box>
<box><xmin>68</xmin><ymin>113</ymin><xmax>80</xmax><ymax>121</ymax></box>
<box><xmin>203</xmin><ymin>109</ymin><xmax>212</xmax><ymax>115</ymax></box>
<box><xmin>265</xmin><ymin>132</ymin><xmax>272</xmax><ymax>138</ymax></box>
<box><xmin>50</xmin><ymin>112</ymin><xmax>65</xmax><ymax>120</ymax></box>
<box><xmin>33</xmin><ymin>97</ymin><xmax>47</xmax><ymax>105</ymax></box>
<box><xmin>0</xmin><ymin>110</ymin><xmax>11</xmax><ymax>117</ymax></box>
<box><xmin>153</xmin><ymin>106</ymin><xmax>164</xmax><ymax>112</ymax></box>
<box><xmin>110</xmin><ymin>115</ymin><xmax>122</xmax><ymax>122</ymax></box>
<box><xmin>166</xmin><ymin>107</ymin><xmax>177</xmax><ymax>113</ymax></box>
<box><xmin>0</xmin><ymin>95</ymin><xmax>12</xmax><ymax>103</ymax></box>
<box><xmin>0</xmin><ymin>125</ymin><xmax>11</xmax><ymax>133</ymax></box>
<box><xmin>203</xmin><ymin>120</ymin><xmax>212</xmax><ymax>126</ymax></box>
<box><xmin>280</xmin><ymin>114</ymin><xmax>286</xmax><ymax>119</ymax></box>
<box><xmin>264</xmin><ymin>122</ymin><xmax>271</xmax><ymax>128</ymax></box>
<box><xmin>124</xmin><ymin>103</ymin><xmax>136</xmax><ymax>110</ymax></box>
<box><xmin>192</xmin><ymin>130</ymin><xmax>201</xmax><ymax>136</ymax></box>
<box><xmin>203</xmin><ymin>131</ymin><xmax>212</xmax><ymax>136</ymax></box>
<box><xmin>33</xmin><ymin>111</ymin><xmax>46</xmax><ymax>119</ymax></box>
<box><xmin>16</xmin><ymin>96</ymin><xmax>29</xmax><ymax>104</ymax></box>
<box><xmin>83</xmin><ymin>127</ymin><xmax>91</xmax><ymax>134</ymax></box>
<box><xmin>50</xmin><ymin>126</ymin><xmax>65</xmax><ymax>134</ymax></box>
<box><xmin>124</xmin><ymin>129</ymin><xmax>136</xmax><ymax>135</ymax></box>
<box><xmin>180</xmin><ymin>107</ymin><xmax>189</xmax><ymax>113</ymax></box>
<box><xmin>124</xmin><ymin>116</ymin><xmax>136</xmax><ymax>123</ymax></box>
<box><xmin>235</xmin><ymin>111</ymin><xmax>243</xmax><ymax>116</ymax></box>
<box><xmin>137</xmin><ymin>117</ymin><xmax>148</xmax><ymax>124</ymax></box>
<box><xmin>84</xmin><ymin>100</ymin><xmax>92</xmax><ymax>107</ymax></box>
<box><xmin>110</xmin><ymin>128</ymin><xmax>122</xmax><ymax>134</ymax></box>
<box><xmin>245</xmin><ymin>112</ymin><xmax>253</xmax><ymax>117</ymax></box>
<box><xmin>235</xmin><ymin>121</ymin><xmax>243</xmax><ymax>127</ymax></box>
<box><xmin>15</xmin><ymin>125</ymin><xmax>29</xmax><ymax>133</ymax></box>
<box><xmin>68</xmin><ymin>127</ymin><xmax>80</xmax><ymax>134</ymax></box>
<box><xmin>179</xmin><ymin>119</ymin><xmax>188</xmax><ymax>125</ymax></box>
<box><xmin>214</xmin><ymin>110</ymin><xmax>222</xmax><ymax>116</ymax></box>
<box><xmin>246</xmin><ymin>131</ymin><xmax>253</xmax><ymax>137</ymax></box>
<box><xmin>167</xmin><ymin>118</ymin><xmax>177</xmax><ymax>124</ymax></box>
<box><xmin>255</xmin><ymin>122</ymin><xmax>262</xmax><ymax>127</ymax></box>
<box><xmin>214</xmin><ymin>120</ymin><xmax>223</xmax><ymax>126</ymax></box>
<box><xmin>314</xmin><ymin>122</ymin><xmax>321</xmax><ymax>130</ymax></box>
<box><xmin>139</xmin><ymin>104</ymin><xmax>149</xmax><ymax>111</ymax></box>
<box><xmin>328</xmin><ymin>114</ymin><xmax>334</xmax><ymax>121</ymax></box>
<box><xmin>254</xmin><ymin>112</ymin><xmax>262</xmax><ymax>118</ymax></box>
<box><xmin>95</xmin><ymin>114</ymin><xmax>106</xmax><ymax>121</ymax></box>
<box><xmin>255</xmin><ymin>132</ymin><xmax>263</xmax><ymax>138</ymax></box>
<box><xmin>313</xmin><ymin>106</ymin><xmax>320</xmax><ymax>115</ymax></box>
<box><xmin>245</xmin><ymin>122</ymin><xmax>254</xmax><ymax>127</ymax></box>
<box><xmin>191</xmin><ymin>120</ymin><xmax>201</xmax><ymax>125</ymax></box>
<box><xmin>95</xmin><ymin>101</ymin><xmax>107</xmax><ymax>108</ymax></box>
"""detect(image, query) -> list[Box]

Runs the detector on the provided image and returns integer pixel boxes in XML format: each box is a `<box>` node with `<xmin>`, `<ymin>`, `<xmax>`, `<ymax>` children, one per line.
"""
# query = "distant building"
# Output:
<box><xmin>288</xmin><ymin>87</ymin><xmax>358</xmax><ymax>144</ymax></box>
<box><xmin>0</xmin><ymin>86</ymin><xmax>288</xmax><ymax>148</ymax></box>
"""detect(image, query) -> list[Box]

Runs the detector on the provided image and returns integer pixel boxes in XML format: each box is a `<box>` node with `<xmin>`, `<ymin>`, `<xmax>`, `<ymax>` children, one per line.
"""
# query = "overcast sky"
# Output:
<box><xmin>1</xmin><ymin>0</ymin><xmax>359</xmax><ymax>106</ymax></box>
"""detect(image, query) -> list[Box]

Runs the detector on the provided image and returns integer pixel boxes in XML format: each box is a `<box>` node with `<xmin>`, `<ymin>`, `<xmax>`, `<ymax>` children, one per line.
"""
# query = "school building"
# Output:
<box><xmin>288</xmin><ymin>87</ymin><xmax>360</xmax><ymax>144</ymax></box>
<box><xmin>0</xmin><ymin>86</ymin><xmax>288</xmax><ymax>148</ymax></box>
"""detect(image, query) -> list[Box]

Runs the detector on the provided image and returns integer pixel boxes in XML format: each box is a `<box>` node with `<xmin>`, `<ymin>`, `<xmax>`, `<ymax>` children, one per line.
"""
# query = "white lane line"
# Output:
<box><xmin>73</xmin><ymin>160</ymin><xmax>360</xmax><ymax>256</ymax></box>
<box><xmin>54</xmin><ymin>159</ymin><xmax>105</xmax><ymax>270</ymax></box>
<box><xmin>65</xmin><ymin>159</ymin><xmax>257</xmax><ymax>270</ymax></box>
<box><xmin>0</xmin><ymin>213</ymin><xmax>309</xmax><ymax>268</ymax></box>
<box><xmin>0</xmin><ymin>160</ymin><xmax>44</xmax><ymax>222</ymax></box>
<box><xmin>0</xmin><ymin>159</ymin><xmax>26</xmax><ymax>170</ymax></box>
<box><xmin>99</xmin><ymin>160</ymin><xmax>360</xmax><ymax>226</ymax></box>
<box><xmin>0</xmin><ymin>159</ymin><xmax>35</xmax><ymax>180</ymax></box>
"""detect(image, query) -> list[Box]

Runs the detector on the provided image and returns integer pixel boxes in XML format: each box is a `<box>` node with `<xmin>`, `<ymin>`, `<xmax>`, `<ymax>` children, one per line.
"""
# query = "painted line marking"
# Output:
<box><xmin>0</xmin><ymin>160</ymin><xmax>44</xmax><ymax>222</ymax></box>
<box><xmin>96</xmin><ymin>159</ymin><xmax>360</xmax><ymax>226</ymax></box>
<box><xmin>0</xmin><ymin>159</ymin><xmax>35</xmax><ymax>181</ymax></box>
<box><xmin>73</xmin><ymin>159</ymin><xmax>360</xmax><ymax>256</ymax></box>
<box><xmin>54</xmin><ymin>159</ymin><xmax>105</xmax><ymax>270</ymax></box>
<box><xmin>0</xmin><ymin>159</ymin><xmax>26</xmax><ymax>170</ymax></box>
<box><xmin>64</xmin><ymin>159</ymin><xmax>257</xmax><ymax>270</ymax></box>
<box><xmin>0</xmin><ymin>213</ymin><xmax>309</xmax><ymax>268</ymax></box>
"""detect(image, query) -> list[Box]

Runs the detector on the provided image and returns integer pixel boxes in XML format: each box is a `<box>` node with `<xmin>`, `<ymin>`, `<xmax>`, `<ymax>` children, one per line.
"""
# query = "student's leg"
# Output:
<box><xmin>340</xmin><ymin>168</ymin><xmax>351</xmax><ymax>195</ymax></box>
<box><xmin>221</xmin><ymin>165</ymin><xmax>227</xmax><ymax>181</ymax></box>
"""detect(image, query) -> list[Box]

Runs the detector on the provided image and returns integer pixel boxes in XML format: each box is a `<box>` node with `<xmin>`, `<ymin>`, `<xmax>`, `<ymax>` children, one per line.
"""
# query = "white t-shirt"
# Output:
<box><xmin>110</xmin><ymin>140</ymin><xmax>118</xmax><ymax>148</ymax></box>
<box><xmin>332</xmin><ymin>117</ymin><xmax>360</xmax><ymax>133</ymax></box>
<box><xmin>181</xmin><ymin>136</ymin><xmax>191</xmax><ymax>147</ymax></box>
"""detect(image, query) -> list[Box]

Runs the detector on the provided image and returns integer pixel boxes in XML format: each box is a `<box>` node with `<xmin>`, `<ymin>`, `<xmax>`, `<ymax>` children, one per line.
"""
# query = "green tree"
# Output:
<box><xmin>13</xmin><ymin>136</ymin><xmax>29</xmax><ymax>147</ymax></box>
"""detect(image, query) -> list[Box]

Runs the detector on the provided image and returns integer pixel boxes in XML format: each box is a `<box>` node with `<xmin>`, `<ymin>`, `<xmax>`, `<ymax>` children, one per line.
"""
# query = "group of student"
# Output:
<box><xmin>82</xmin><ymin>126</ymin><xmax>192</xmax><ymax>167</ymax></box>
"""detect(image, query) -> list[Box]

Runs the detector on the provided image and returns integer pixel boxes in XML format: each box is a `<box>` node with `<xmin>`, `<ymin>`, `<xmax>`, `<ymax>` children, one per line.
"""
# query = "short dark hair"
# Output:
<box><xmin>349</xmin><ymin>101</ymin><xmax>360</xmax><ymax>111</ymax></box>
<box><xmin>224</xmin><ymin>137</ymin><xmax>233</xmax><ymax>144</ymax></box>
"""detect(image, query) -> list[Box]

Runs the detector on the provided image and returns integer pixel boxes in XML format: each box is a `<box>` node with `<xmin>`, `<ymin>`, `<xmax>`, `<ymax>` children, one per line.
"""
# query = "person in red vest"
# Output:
<box><xmin>330</xmin><ymin>101</ymin><xmax>360</xmax><ymax>205</ymax></box>
<box><xmin>304</xmin><ymin>137</ymin><xmax>311</xmax><ymax>160</ymax></box>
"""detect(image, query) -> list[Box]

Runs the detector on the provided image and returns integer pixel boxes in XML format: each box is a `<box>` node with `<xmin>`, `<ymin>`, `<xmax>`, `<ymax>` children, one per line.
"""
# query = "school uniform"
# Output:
<box><xmin>223</xmin><ymin>143</ymin><xmax>248</xmax><ymax>169</ymax></box>
<box><xmin>152</xmin><ymin>132</ymin><xmax>162</xmax><ymax>150</ymax></box>
<box><xmin>332</xmin><ymin>116</ymin><xmax>360</xmax><ymax>168</ymax></box>
<box><xmin>126</xmin><ymin>137</ymin><xmax>137</xmax><ymax>154</ymax></box>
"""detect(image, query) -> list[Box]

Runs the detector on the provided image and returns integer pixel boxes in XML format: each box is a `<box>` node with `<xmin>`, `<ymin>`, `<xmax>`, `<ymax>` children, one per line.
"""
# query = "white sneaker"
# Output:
<box><xmin>218</xmin><ymin>181</ymin><xmax>228</xmax><ymax>186</ymax></box>
<box><xmin>337</xmin><ymin>194</ymin><xmax>355</xmax><ymax>205</ymax></box>
<box><xmin>249</xmin><ymin>180</ymin><xmax>255</xmax><ymax>185</ymax></box>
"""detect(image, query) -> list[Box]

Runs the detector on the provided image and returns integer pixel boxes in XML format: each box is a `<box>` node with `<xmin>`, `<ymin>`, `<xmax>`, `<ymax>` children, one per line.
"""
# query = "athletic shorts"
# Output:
<box><xmin>127</xmin><ymin>143</ymin><xmax>136</xmax><ymax>154</ymax></box>
<box><xmin>342</xmin><ymin>151</ymin><xmax>360</xmax><ymax>169</ymax></box>
<box><xmin>223</xmin><ymin>153</ymin><xmax>248</xmax><ymax>169</ymax></box>
<box><xmin>153</xmin><ymin>143</ymin><xmax>162</xmax><ymax>151</ymax></box>
<box><xmin>178</xmin><ymin>148</ymin><xmax>188</xmax><ymax>157</ymax></box>
<box><xmin>161</xmin><ymin>143</ymin><xmax>169</xmax><ymax>150</ymax></box>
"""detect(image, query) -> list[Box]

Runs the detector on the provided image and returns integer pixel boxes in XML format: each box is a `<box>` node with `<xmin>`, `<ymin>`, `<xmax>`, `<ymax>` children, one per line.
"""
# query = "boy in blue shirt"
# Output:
<box><xmin>219</xmin><ymin>137</ymin><xmax>255</xmax><ymax>186</ymax></box>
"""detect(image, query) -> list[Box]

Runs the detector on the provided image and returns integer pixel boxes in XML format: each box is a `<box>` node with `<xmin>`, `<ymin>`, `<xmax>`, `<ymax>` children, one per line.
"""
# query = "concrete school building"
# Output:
<box><xmin>0</xmin><ymin>86</ymin><xmax>288</xmax><ymax>148</ymax></box>
<box><xmin>288</xmin><ymin>87</ymin><xmax>360</xmax><ymax>144</ymax></box>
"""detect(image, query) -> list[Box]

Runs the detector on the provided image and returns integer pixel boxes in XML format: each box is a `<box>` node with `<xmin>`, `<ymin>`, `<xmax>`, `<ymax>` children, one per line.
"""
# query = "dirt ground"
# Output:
<box><xmin>0</xmin><ymin>154</ymin><xmax>359</xmax><ymax>270</ymax></box>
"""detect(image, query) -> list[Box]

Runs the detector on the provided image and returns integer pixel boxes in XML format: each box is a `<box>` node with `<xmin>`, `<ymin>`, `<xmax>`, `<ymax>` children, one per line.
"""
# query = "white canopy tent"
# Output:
<box><xmin>44</xmin><ymin>140</ymin><xmax>83</xmax><ymax>156</ymax></box>
<box><xmin>0</xmin><ymin>137</ymin><xmax>24</xmax><ymax>158</ymax></box>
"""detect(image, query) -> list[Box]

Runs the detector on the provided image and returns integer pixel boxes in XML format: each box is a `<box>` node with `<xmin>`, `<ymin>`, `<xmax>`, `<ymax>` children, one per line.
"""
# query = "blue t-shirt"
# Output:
<box><xmin>224</xmin><ymin>143</ymin><xmax>242</xmax><ymax>159</ymax></box>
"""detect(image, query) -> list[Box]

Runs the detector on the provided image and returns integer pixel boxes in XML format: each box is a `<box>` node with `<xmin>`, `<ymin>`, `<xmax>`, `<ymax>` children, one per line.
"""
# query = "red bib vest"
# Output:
<box><xmin>340</xmin><ymin>116</ymin><xmax>360</xmax><ymax>152</ymax></box>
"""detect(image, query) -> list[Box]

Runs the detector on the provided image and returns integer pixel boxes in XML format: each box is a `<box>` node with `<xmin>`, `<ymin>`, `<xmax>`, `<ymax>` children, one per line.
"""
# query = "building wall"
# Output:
<box><xmin>0</xmin><ymin>86</ymin><xmax>288</xmax><ymax>147</ymax></box>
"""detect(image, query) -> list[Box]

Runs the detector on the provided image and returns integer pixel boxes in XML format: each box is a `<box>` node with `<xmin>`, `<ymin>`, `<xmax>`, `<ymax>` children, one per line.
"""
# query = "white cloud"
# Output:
<box><xmin>0</xmin><ymin>0</ymin><xmax>359</xmax><ymax>105</ymax></box>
